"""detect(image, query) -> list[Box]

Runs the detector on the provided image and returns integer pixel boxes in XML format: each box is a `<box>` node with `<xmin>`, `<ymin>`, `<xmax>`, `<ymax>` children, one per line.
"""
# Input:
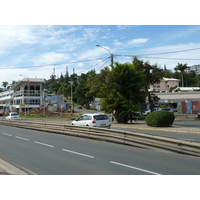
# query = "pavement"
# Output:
<box><xmin>0</xmin><ymin>113</ymin><xmax>199</xmax><ymax>175</ymax></box>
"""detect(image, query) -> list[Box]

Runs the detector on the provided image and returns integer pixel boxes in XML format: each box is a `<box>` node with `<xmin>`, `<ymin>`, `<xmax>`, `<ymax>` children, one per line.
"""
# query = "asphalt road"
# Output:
<box><xmin>112</xmin><ymin>120</ymin><xmax>200</xmax><ymax>142</ymax></box>
<box><xmin>1</xmin><ymin>124</ymin><xmax>200</xmax><ymax>175</ymax></box>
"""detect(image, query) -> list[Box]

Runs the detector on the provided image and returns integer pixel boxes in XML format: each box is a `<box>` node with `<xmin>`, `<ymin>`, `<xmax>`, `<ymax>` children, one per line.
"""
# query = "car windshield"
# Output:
<box><xmin>93</xmin><ymin>115</ymin><xmax>108</xmax><ymax>120</ymax></box>
<box><xmin>11</xmin><ymin>113</ymin><xmax>18</xmax><ymax>116</ymax></box>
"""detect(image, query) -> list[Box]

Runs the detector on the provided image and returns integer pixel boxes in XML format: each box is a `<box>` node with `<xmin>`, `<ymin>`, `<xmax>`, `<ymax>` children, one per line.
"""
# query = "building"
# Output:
<box><xmin>0</xmin><ymin>78</ymin><xmax>45</xmax><ymax>113</ymax></box>
<box><xmin>187</xmin><ymin>64</ymin><xmax>200</xmax><ymax>74</ymax></box>
<box><xmin>149</xmin><ymin>77</ymin><xmax>180</xmax><ymax>93</ymax></box>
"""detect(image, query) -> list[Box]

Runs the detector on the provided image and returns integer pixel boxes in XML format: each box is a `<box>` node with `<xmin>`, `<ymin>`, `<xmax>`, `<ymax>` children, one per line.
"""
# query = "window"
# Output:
<box><xmin>94</xmin><ymin>115</ymin><xmax>109</xmax><ymax>120</ymax></box>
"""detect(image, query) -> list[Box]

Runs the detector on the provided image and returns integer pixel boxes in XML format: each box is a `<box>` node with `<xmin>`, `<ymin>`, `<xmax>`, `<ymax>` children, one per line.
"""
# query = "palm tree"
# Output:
<box><xmin>174</xmin><ymin>63</ymin><xmax>188</xmax><ymax>87</ymax></box>
<box><xmin>1</xmin><ymin>81</ymin><xmax>9</xmax><ymax>90</ymax></box>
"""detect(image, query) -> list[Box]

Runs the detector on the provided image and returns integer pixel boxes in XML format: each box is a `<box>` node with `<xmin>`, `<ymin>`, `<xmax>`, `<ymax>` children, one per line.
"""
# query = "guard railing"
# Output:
<box><xmin>1</xmin><ymin>119</ymin><xmax>200</xmax><ymax>157</ymax></box>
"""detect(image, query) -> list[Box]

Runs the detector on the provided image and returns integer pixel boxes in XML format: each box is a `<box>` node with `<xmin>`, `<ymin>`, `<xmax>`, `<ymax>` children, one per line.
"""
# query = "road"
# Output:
<box><xmin>1</xmin><ymin>124</ymin><xmax>200</xmax><ymax>175</ymax></box>
<box><xmin>112</xmin><ymin>121</ymin><xmax>200</xmax><ymax>142</ymax></box>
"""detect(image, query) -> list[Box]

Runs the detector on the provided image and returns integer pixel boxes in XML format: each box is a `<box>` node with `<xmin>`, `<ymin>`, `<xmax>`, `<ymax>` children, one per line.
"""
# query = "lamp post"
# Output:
<box><xmin>96</xmin><ymin>44</ymin><xmax>114</xmax><ymax>65</ymax></box>
<box><xmin>69</xmin><ymin>81</ymin><xmax>73</xmax><ymax>115</ymax></box>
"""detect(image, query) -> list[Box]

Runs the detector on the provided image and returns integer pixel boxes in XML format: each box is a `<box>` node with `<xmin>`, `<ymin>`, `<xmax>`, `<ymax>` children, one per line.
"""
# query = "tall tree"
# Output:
<box><xmin>132</xmin><ymin>57</ymin><xmax>163</xmax><ymax>112</ymax></box>
<box><xmin>174</xmin><ymin>63</ymin><xmax>189</xmax><ymax>87</ymax></box>
<box><xmin>1</xmin><ymin>81</ymin><xmax>9</xmax><ymax>90</ymax></box>
<box><xmin>101</xmin><ymin>62</ymin><xmax>146</xmax><ymax>123</ymax></box>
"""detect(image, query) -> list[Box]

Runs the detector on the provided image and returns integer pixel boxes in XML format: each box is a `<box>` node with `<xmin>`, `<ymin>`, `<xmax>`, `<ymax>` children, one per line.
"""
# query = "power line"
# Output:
<box><xmin>115</xmin><ymin>47</ymin><xmax>200</xmax><ymax>58</ymax></box>
<box><xmin>138</xmin><ymin>56</ymin><xmax>200</xmax><ymax>61</ymax></box>
<box><xmin>95</xmin><ymin>58</ymin><xmax>110</xmax><ymax>72</ymax></box>
<box><xmin>0</xmin><ymin>57</ymin><xmax>109</xmax><ymax>70</ymax></box>
<box><xmin>76</xmin><ymin>57</ymin><xmax>110</xmax><ymax>75</ymax></box>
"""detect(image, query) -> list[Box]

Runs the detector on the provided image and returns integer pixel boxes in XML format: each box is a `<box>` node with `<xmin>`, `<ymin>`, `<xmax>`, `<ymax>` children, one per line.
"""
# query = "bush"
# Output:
<box><xmin>145</xmin><ymin>110</ymin><xmax>175</xmax><ymax>127</ymax></box>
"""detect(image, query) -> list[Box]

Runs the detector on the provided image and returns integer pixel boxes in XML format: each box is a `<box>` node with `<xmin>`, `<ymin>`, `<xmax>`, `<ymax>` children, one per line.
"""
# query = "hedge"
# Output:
<box><xmin>145</xmin><ymin>110</ymin><xmax>175</xmax><ymax>127</ymax></box>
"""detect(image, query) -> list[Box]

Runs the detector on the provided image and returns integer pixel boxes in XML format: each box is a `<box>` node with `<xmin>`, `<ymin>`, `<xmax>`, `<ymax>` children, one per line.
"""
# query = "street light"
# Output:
<box><xmin>69</xmin><ymin>81</ymin><xmax>73</xmax><ymax>115</ymax></box>
<box><xmin>96</xmin><ymin>44</ymin><xmax>114</xmax><ymax>65</ymax></box>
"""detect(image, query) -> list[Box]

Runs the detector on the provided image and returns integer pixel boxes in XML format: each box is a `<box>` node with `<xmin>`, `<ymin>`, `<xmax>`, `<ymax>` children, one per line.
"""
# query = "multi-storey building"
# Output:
<box><xmin>149</xmin><ymin>77</ymin><xmax>180</xmax><ymax>92</ymax></box>
<box><xmin>0</xmin><ymin>78</ymin><xmax>45</xmax><ymax>113</ymax></box>
<box><xmin>187</xmin><ymin>64</ymin><xmax>200</xmax><ymax>74</ymax></box>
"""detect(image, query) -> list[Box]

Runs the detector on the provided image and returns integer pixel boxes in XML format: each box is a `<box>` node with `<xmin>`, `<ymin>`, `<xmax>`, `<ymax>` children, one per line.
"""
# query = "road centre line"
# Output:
<box><xmin>34</xmin><ymin>141</ymin><xmax>54</xmax><ymax>148</ymax></box>
<box><xmin>110</xmin><ymin>161</ymin><xmax>162</xmax><ymax>175</ymax></box>
<box><xmin>2</xmin><ymin>133</ymin><xmax>12</xmax><ymax>137</ymax></box>
<box><xmin>15</xmin><ymin>136</ymin><xmax>29</xmax><ymax>141</ymax></box>
<box><xmin>62</xmin><ymin>148</ymin><xmax>94</xmax><ymax>158</ymax></box>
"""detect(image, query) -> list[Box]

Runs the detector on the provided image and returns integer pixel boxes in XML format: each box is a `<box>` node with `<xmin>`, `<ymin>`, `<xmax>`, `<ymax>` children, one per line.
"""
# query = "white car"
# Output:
<box><xmin>6</xmin><ymin>112</ymin><xmax>20</xmax><ymax>120</ymax></box>
<box><xmin>72</xmin><ymin>113</ymin><xmax>111</xmax><ymax>128</ymax></box>
<box><xmin>142</xmin><ymin>108</ymin><xmax>160</xmax><ymax>116</ymax></box>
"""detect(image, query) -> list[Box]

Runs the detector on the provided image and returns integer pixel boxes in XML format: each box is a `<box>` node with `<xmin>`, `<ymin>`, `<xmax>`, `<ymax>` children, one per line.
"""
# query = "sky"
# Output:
<box><xmin>0</xmin><ymin>0</ymin><xmax>199</xmax><ymax>87</ymax></box>
<box><xmin>1</xmin><ymin>25</ymin><xmax>200</xmax><ymax>85</ymax></box>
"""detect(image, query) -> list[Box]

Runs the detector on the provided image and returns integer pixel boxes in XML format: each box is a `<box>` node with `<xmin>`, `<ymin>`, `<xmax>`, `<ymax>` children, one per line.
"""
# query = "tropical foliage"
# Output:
<box><xmin>1</xmin><ymin>57</ymin><xmax>200</xmax><ymax>123</ymax></box>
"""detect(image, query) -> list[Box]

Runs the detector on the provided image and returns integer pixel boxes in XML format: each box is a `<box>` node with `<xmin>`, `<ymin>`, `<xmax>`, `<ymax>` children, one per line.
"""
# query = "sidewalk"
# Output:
<box><xmin>0</xmin><ymin>158</ymin><xmax>28</xmax><ymax>175</ymax></box>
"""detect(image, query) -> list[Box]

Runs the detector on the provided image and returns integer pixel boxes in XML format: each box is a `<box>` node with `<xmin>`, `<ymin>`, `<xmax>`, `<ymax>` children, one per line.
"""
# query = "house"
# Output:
<box><xmin>149</xmin><ymin>77</ymin><xmax>180</xmax><ymax>92</ymax></box>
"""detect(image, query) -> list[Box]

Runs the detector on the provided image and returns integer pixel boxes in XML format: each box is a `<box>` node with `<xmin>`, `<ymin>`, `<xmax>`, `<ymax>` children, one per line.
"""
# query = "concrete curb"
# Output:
<box><xmin>0</xmin><ymin>158</ymin><xmax>29</xmax><ymax>175</ymax></box>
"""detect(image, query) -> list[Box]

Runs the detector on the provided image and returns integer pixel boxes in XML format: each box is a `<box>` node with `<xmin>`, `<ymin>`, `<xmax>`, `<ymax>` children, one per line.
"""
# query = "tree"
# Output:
<box><xmin>174</xmin><ymin>63</ymin><xmax>189</xmax><ymax>87</ymax></box>
<box><xmin>132</xmin><ymin>57</ymin><xmax>163</xmax><ymax>112</ymax></box>
<box><xmin>1</xmin><ymin>81</ymin><xmax>9</xmax><ymax>90</ymax></box>
<box><xmin>100</xmin><ymin>62</ymin><xmax>146</xmax><ymax>123</ymax></box>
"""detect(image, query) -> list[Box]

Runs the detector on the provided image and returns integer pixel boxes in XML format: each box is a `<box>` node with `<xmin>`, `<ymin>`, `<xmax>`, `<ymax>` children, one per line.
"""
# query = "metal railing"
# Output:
<box><xmin>1</xmin><ymin>119</ymin><xmax>200</xmax><ymax>157</ymax></box>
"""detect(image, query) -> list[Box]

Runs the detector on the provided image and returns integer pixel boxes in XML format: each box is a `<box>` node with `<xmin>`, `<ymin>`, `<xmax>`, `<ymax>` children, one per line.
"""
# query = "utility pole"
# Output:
<box><xmin>96</xmin><ymin>44</ymin><xmax>114</xmax><ymax>65</ymax></box>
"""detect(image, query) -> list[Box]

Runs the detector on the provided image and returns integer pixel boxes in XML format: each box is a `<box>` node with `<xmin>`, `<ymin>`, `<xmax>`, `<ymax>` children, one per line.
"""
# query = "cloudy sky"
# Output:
<box><xmin>1</xmin><ymin>25</ymin><xmax>200</xmax><ymax>84</ymax></box>
<box><xmin>0</xmin><ymin>1</ymin><xmax>199</xmax><ymax>85</ymax></box>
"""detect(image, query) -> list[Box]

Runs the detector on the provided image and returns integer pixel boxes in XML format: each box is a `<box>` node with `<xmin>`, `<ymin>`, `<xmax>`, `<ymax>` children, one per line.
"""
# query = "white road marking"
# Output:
<box><xmin>15</xmin><ymin>136</ymin><xmax>29</xmax><ymax>141</ymax></box>
<box><xmin>2</xmin><ymin>133</ymin><xmax>12</xmax><ymax>137</ymax></box>
<box><xmin>34</xmin><ymin>141</ymin><xmax>54</xmax><ymax>148</ymax></box>
<box><xmin>110</xmin><ymin>161</ymin><xmax>162</xmax><ymax>175</ymax></box>
<box><xmin>62</xmin><ymin>149</ymin><xmax>94</xmax><ymax>158</ymax></box>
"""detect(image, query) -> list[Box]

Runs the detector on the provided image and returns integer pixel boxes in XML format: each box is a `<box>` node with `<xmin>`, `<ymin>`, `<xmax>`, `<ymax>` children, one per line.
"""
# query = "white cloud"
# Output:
<box><xmin>79</xmin><ymin>47</ymin><xmax>111</xmax><ymax>60</ymax></box>
<box><xmin>140</xmin><ymin>43</ymin><xmax>200</xmax><ymax>70</ymax></box>
<box><xmin>30</xmin><ymin>52</ymin><xmax>70</xmax><ymax>65</ymax></box>
<box><xmin>113</xmin><ymin>40</ymin><xmax>122</xmax><ymax>46</ymax></box>
<box><xmin>128</xmin><ymin>38</ymin><xmax>149</xmax><ymax>45</ymax></box>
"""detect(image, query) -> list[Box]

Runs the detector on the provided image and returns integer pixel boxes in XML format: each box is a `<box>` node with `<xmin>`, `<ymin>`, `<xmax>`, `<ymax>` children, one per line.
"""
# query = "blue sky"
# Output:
<box><xmin>1</xmin><ymin>25</ymin><xmax>200</xmax><ymax>84</ymax></box>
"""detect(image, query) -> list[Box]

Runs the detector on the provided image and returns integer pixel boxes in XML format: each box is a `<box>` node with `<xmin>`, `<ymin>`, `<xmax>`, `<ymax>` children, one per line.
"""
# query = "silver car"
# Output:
<box><xmin>72</xmin><ymin>113</ymin><xmax>111</xmax><ymax>128</ymax></box>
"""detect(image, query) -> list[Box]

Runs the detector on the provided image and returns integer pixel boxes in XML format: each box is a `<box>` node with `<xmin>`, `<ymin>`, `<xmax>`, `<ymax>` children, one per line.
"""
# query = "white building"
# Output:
<box><xmin>0</xmin><ymin>78</ymin><xmax>45</xmax><ymax>113</ymax></box>
<box><xmin>188</xmin><ymin>64</ymin><xmax>200</xmax><ymax>74</ymax></box>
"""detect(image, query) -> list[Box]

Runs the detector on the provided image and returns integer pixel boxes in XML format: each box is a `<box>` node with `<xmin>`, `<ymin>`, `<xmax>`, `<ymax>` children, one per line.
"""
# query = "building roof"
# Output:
<box><xmin>162</xmin><ymin>77</ymin><xmax>180</xmax><ymax>81</ymax></box>
<box><xmin>155</xmin><ymin>92</ymin><xmax>200</xmax><ymax>103</ymax></box>
<box><xmin>12</xmin><ymin>78</ymin><xmax>45</xmax><ymax>90</ymax></box>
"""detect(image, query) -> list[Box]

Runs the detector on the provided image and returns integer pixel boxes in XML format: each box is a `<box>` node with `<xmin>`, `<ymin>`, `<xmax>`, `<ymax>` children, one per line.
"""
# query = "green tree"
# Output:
<box><xmin>1</xmin><ymin>81</ymin><xmax>9</xmax><ymax>90</ymax></box>
<box><xmin>132</xmin><ymin>57</ymin><xmax>163</xmax><ymax>112</ymax></box>
<box><xmin>174</xmin><ymin>63</ymin><xmax>189</xmax><ymax>87</ymax></box>
<box><xmin>101</xmin><ymin>62</ymin><xmax>146</xmax><ymax>123</ymax></box>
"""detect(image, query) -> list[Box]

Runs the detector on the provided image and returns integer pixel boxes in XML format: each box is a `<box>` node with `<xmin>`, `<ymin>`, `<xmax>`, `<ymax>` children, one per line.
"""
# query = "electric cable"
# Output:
<box><xmin>76</xmin><ymin>57</ymin><xmax>110</xmax><ymax>74</ymax></box>
<box><xmin>0</xmin><ymin>57</ymin><xmax>109</xmax><ymax>70</ymax></box>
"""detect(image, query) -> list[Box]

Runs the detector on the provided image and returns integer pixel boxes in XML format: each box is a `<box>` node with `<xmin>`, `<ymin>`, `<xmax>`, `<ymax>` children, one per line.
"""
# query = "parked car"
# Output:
<box><xmin>72</xmin><ymin>113</ymin><xmax>111</xmax><ymax>128</ymax></box>
<box><xmin>158</xmin><ymin>107</ymin><xmax>173</xmax><ymax>112</ymax></box>
<box><xmin>5</xmin><ymin>112</ymin><xmax>20</xmax><ymax>120</ymax></box>
<box><xmin>198</xmin><ymin>109</ymin><xmax>200</xmax><ymax>118</ymax></box>
<box><xmin>170</xmin><ymin>107</ymin><xmax>177</xmax><ymax>112</ymax></box>
<box><xmin>77</xmin><ymin>105</ymin><xmax>82</xmax><ymax>109</ymax></box>
<box><xmin>141</xmin><ymin>108</ymin><xmax>160</xmax><ymax>116</ymax></box>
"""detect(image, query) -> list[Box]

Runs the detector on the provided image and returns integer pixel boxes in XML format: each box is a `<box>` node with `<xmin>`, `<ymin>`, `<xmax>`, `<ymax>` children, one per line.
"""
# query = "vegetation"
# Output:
<box><xmin>145</xmin><ymin>110</ymin><xmax>175</xmax><ymax>127</ymax></box>
<box><xmin>1</xmin><ymin>58</ymin><xmax>200</xmax><ymax>123</ymax></box>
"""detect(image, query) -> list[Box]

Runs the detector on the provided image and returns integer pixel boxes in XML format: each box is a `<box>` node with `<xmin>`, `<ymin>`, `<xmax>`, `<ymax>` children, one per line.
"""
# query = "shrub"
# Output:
<box><xmin>145</xmin><ymin>110</ymin><xmax>175</xmax><ymax>127</ymax></box>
